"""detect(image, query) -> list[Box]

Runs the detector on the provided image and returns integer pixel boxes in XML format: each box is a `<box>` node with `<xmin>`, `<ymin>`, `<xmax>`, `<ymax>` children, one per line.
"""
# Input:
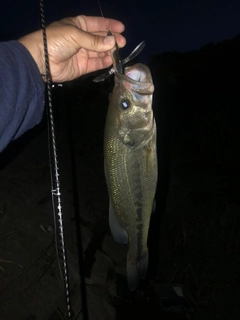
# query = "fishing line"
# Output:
<box><xmin>96</xmin><ymin>0</ymin><xmax>110</xmax><ymax>33</ymax></box>
<box><xmin>96</xmin><ymin>0</ymin><xmax>104</xmax><ymax>19</ymax></box>
<box><xmin>39</xmin><ymin>1</ymin><xmax>73</xmax><ymax>319</ymax></box>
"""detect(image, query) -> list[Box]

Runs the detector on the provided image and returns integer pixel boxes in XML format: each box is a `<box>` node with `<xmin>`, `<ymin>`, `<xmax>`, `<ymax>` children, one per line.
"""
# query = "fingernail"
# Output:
<box><xmin>104</xmin><ymin>35</ymin><xmax>115</xmax><ymax>45</ymax></box>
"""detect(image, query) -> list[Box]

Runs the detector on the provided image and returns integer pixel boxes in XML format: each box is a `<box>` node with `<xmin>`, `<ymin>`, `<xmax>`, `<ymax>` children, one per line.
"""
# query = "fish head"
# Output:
<box><xmin>108</xmin><ymin>63</ymin><xmax>155</xmax><ymax>148</ymax></box>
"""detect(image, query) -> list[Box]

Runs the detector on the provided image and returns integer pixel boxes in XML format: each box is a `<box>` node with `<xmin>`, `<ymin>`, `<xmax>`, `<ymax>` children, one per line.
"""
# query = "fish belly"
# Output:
<box><xmin>104</xmin><ymin>130</ymin><xmax>157</xmax><ymax>290</ymax></box>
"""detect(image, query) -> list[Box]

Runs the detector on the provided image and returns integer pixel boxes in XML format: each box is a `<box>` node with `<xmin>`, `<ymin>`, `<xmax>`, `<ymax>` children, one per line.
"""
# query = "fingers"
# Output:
<box><xmin>85</xmin><ymin>55</ymin><xmax>113</xmax><ymax>74</ymax></box>
<box><xmin>65</xmin><ymin>25</ymin><xmax>126</xmax><ymax>54</ymax></box>
<box><xmin>80</xmin><ymin>30</ymin><xmax>117</xmax><ymax>52</ymax></box>
<box><xmin>83</xmin><ymin>30</ymin><xmax>126</xmax><ymax>48</ymax></box>
<box><xmin>50</xmin><ymin>15</ymin><xmax>126</xmax><ymax>52</ymax></box>
<box><xmin>67</xmin><ymin>15</ymin><xmax>125</xmax><ymax>34</ymax></box>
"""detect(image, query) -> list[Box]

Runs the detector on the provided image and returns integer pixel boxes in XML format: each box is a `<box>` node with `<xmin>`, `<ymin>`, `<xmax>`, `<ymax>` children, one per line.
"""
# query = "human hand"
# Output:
<box><xmin>18</xmin><ymin>15</ymin><xmax>126</xmax><ymax>82</ymax></box>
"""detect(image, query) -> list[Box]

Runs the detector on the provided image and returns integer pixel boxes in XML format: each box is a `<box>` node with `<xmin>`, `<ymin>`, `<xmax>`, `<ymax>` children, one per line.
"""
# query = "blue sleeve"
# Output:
<box><xmin>0</xmin><ymin>40</ymin><xmax>45</xmax><ymax>152</ymax></box>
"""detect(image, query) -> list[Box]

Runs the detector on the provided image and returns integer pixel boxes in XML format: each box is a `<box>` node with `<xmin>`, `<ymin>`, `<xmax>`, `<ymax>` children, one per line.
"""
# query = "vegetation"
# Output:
<box><xmin>147</xmin><ymin>34</ymin><xmax>240</xmax><ymax>320</ymax></box>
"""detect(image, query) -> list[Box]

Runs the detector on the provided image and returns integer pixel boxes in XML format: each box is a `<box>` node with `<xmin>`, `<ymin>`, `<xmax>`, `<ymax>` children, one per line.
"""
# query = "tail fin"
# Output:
<box><xmin>137</xmin><ymin>250</ymin><xmax>149</xmax><ymax>280</ymax></box>
<box><xmin>127</xmin><ymin>251</ymin><xmax>149</xmax><ymax>291</ymax></box>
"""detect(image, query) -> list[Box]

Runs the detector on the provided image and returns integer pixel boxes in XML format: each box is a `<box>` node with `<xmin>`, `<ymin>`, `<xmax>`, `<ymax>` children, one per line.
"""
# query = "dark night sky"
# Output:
<box><xmin>0</xmin><ymin>0</ymin><xmax>240</xmax><ymax>62</ymax></box>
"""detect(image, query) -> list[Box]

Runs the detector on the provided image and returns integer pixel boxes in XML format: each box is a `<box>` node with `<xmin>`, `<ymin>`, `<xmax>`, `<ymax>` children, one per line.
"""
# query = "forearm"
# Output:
<box><xmin>0</xmin><ymin>41</ymin><xmax>45</xmax><ymax>152</ymax></box>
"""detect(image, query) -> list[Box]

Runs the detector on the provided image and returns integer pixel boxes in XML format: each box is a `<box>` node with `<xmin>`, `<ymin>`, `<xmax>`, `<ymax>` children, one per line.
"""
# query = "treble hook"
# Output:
<box><xmin>93</xmin><ymin>33</ymin><xmax>145</xmax><ymax>82</ymax></box>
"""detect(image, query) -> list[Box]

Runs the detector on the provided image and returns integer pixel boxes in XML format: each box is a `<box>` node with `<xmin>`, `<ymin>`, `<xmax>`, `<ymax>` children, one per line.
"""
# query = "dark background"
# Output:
<box><xmin>0</xmin><ymin>0</ymin><xmax>239</xmax><ymax>61</ymax></box>
<box><xmin>0</xmin><ymin>1</ymin><xmax>240</xmax><ymax>319</ymax></box>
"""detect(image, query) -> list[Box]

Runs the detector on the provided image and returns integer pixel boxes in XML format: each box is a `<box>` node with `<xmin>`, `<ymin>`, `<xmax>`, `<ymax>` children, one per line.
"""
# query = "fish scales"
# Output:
<box><xmin>104</xmin><ymin>63</ymin><xmax>158</xmax><ymax>291</ymax></box>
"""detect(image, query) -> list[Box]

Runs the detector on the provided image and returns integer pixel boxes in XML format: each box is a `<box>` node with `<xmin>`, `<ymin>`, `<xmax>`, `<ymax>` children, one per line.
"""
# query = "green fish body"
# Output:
<box><xmin>104</xmin><ymin>63</ymin><xmax>158</xmax><ymax>291</ymax></box>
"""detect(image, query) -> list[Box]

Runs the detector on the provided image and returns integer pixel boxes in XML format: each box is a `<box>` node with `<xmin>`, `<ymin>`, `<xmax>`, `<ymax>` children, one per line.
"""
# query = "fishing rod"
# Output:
<box><xmin>38</xmin><ymin>0</ymin><xmax>146</xmax><ymax>316</ymax></box>
<box><xmin>39</xmin><ymin>1</ymin><xmax>73</xmax><ymax>319</ymax></box>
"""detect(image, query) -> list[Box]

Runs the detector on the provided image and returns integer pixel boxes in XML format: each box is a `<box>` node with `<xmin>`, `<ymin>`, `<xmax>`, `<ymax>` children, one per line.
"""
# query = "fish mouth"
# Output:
<box><xmin>108</xmin><ymin>32</ymin><xmax>153</xmax><ymax>94</ymax></box>
<box><xmin>115</xmin><ymin>64</ymin><xmax>154</xmax><ymax>95</ymax></box>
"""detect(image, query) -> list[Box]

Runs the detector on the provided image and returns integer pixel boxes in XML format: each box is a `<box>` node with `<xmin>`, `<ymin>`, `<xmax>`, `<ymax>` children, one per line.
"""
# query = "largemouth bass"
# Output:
<box><xmin>104</xmin><ymin>60</ymin><xmax>158</xmax><ymax>291</ymax></box>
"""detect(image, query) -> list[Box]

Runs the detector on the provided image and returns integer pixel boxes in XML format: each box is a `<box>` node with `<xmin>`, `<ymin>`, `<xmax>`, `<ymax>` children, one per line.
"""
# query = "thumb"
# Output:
<box><xmin>74</xmin><ymin>30</ymin><xmax>116</xmax><ymax>52</ymax></box>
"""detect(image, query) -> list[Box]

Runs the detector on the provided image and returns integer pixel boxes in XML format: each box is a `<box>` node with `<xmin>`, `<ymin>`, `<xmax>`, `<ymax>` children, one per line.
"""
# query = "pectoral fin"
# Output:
<box><xmin>109</xmin><ymin>201</ymin><xmax>128</xmax><ymax>244</ymax></box>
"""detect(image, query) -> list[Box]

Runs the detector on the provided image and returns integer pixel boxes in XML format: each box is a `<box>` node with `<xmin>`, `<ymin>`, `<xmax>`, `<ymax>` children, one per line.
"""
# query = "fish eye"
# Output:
<box><xmin>120</xmin><ymin>99</ymin><xmax>130</xmax><ymax>110</ymax></box>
